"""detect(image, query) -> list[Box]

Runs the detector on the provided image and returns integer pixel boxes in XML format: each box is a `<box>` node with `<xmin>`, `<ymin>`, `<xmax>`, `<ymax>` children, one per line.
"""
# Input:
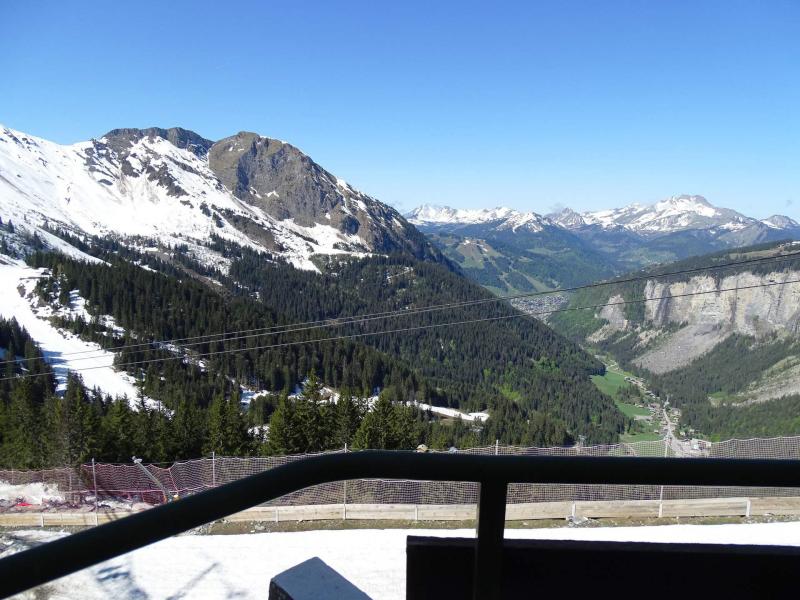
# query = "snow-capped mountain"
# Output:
<box><xmin>410</xmin><ymin>196</ymin><xmax>800</xmax><ymax>239</ymax></box>
<box><xmin>575</xmin><ymin>195</ymin><xmax>753</xmax><ymax>235</ymax></box>
<box><xmin>406</xmin><ymin>205</ymin><xmax>552</xmax><ymax>233</ymax></box>
<box><xmin>762</xmin><ymin>215</ymin><xmax>800</xmax><ymax>230</ymax></box>
<box><xmin>548</xmin><ymin>207</ymin><xmax>586</xmax><ymax>229</ymax></box>
<box><xmin>406</xmin><ymin>204</ymin><xmax>518</xmax><ymax>225</ymax></box>
<box><xmin>407</xmin><ymin>196</ymin><xmax>800</xmax><ymax>293</ymax></box>
<box><xmin>0</xmin><ymin>125</ymin><xmax>437</xmax><ymax>272</ymax></box>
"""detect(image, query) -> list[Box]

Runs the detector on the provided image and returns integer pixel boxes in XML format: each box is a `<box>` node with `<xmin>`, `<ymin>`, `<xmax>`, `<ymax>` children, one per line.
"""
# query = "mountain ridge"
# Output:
<box><xmin>409</xmin><ymin>195</ymin><xmax>798</xmax><ymax>237</ymax></box>
<box><xmin>407</xmin><ymin>197</ymin><xmax>800</xmax><ymax>293</ymax></box>
<box><xmin>0</xmin><ymin>124</ymin><xmax>442</xmax><ymax>274</ymax></box>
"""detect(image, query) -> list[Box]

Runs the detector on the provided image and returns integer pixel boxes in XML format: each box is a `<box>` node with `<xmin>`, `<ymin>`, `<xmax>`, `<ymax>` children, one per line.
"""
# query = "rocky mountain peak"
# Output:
<box><xmin>548</xmin><ymin>207</ymin><xmax>586</xmax><ymax>229</ymax></box>
<box><xmin>102</xmin><ymin>127</ymin><xmax>214</xmax><ymax>157</ymax></box>
<box><xmin>762</xmin><ymin>215</ymin><xmax>800</xmax><ymax>229</ymax></box>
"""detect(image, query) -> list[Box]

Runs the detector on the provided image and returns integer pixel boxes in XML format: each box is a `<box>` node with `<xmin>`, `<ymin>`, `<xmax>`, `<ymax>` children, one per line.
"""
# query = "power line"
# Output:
<box><xmin>4</xmin><ymin>276</ymin><xmax>800</xmax><ymax>383</ymax></box>
<box><xmin>4</xmin><ymin>247</ymin><xmax>800</xmax><ymax>367</ymax></box>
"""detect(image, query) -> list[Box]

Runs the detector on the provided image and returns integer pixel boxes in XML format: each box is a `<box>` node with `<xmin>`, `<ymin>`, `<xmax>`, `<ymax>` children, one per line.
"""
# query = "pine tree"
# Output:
<box><xmin>205</xmin><ymin>390</ymin><xmax>227</xmax><ymax>454</ymax></box>
<box><xmin>334</xmin><ymin>390</ymin><xmax>364</xmax><ymax>448</ymax></box>
<box><xmin>267</xmin><ymin>394</ymin><xmax>304</xmax><ymax>455</ymax></box>
<box><xmin>62</xmin><ymin>375</ymin><xmax>99</xmax><ymax>464</ymax></box>
<box><xmin>296</xmin><ymin>373</ymin><xmax>330</xmax><ymax>452</ymax></box>
<box><xmin>98</xmin><ymin>398</ymin><xmax>135</xmax><ymax>462</ymax></box>
<box><xmin>222</xmin><ymin>387</ymin><xmax>251</xmax><ymax>455</ymax></box>
<box><xmin>2</xmin><ymin>378</ymin><xmax>39</xmax><ymax>468</ymax></box>
<box><xmin>172</xmin><ymin>398</ymin><xmax>205</xmax><ymax>459</ymax></box>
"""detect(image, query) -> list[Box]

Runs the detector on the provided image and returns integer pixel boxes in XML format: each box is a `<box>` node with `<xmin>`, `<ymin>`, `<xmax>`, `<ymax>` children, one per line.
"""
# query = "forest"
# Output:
<box><xmin>0</xmin><ymin>241</ymin><xmax>626</xmax><ymax>468</ymax></box>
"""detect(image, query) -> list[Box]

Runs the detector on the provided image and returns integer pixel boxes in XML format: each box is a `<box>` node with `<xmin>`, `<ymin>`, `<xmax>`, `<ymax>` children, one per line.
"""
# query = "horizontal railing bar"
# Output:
<box><xmin>1</xmin><ymin>452</ymin><xmax>799</xmax><ymax>598</ymax></box>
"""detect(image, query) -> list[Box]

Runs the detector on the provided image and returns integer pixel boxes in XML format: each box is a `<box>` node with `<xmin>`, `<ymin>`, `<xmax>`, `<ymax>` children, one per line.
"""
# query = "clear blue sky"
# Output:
<box><xmin>1</xmin><ymin>1</ymin><xmax>798</xmax><ymax>217</ymax></box>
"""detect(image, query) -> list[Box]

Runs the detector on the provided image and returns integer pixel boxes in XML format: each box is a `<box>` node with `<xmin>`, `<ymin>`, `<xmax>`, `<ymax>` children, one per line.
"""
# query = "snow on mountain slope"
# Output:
<box><xmin>412</xmin><ymin>196</ymin><xmax>800</xmax><ymax>240</ymax></box>
<box><xmin>0</xmin><ymin>260</ymin><xmax>143</xmax><ymax>401</ymax></box>
<box><xmin>406</xmin><ymin>204</ymin><xmax>518</xmax><ymax>225</ymax></box>
<box><xmin>0</xmin><ymin>125</ymin><xmax>428</xmax><ymax>272</ymax></box>
<box><xmin>406</xmin><ymin>204</ymin><xmax>552</xmax><ymax>232</ymax></box>
<box><xmin>580</xmin><ymin>195</ymin><xmax>740</xmax><ymax>233</ymax></box>
<box><xmin>762</xmin><ymin>215</ymin><xmax>800</xmax><ymax>229</ymax></box>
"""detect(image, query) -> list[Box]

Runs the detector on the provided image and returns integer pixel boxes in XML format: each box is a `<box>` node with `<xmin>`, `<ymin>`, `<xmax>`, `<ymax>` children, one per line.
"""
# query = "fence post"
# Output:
<box><xmin>494</xmin><ymin>439</ymin><xmax>499</xmax><ymax>456</ymax></box>
<box><xmin>211</xmin><ymin>452</ymin><xmax>216</xmax><ymax>488</ymax></box>
<box><xmin>343</xmin><ymin>443</ymin><xmax>348</xmax><ymax>519</ymax></box>
<box><xmin>91</xmin><ymin>459</ymin><xmax>99</xmax><ymax>523</ymax></box>
<box><xmin>658</xmin><ymin>437</ymin><xmax>668</xmax><ymax>517</ymax></box>
<box><xmin>343</xmin><ymin>480</ymin><xmax>348</xmax><ymax>520</ymax></box>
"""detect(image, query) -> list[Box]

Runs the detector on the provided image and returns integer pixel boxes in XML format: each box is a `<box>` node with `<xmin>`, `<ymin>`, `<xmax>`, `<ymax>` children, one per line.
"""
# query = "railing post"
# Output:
<box><xmin>473</xmin><ymin>481</ymin><xmax>507</xmax><ymax>600</ymax></box>
<box><xmin>494</xmin><ymin>439</ymin><xmax>499</xmax><ymax>456</ymax></box>
<box><xmin>211</xmin><ymin>451</ymin><xmax>216</xmax><ymax>488</ymax></box>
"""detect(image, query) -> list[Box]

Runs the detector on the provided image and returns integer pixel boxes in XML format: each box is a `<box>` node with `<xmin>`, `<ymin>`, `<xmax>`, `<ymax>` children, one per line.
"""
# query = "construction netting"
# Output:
<box><xmin>3</xmin><ymin>436</ymin><xmax>800</xmax><ymax>508</ymax></box>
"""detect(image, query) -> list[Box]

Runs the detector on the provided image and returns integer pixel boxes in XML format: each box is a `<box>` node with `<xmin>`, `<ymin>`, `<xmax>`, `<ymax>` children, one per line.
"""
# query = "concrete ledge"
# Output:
<box><xmin>345</xmin><ymin>503</ymin><xmax>417</xmax><ymax>520</ymax></box>
<box><xmin>576</xmin><ymin>500</ymin><xmax>661</xmax><ymax>519</ymax></box>
<box><xmin>506</xmin><ymin>501</ymin><xmax>571</xmax><ymax>520</ymax></box>
<box><xmin>416</xmin><ymin>504</ymin><xmax>476</xmax><ymax>521</ymax></box>
<box><xmin>660</xmin><ymin>497</ymin><xmax>749</xmax><ymax>518</ymax></box>
<box><xmin>4</xmin><ymin>496</ymin><xmax>800</xmax><ymax>527</ymax></box>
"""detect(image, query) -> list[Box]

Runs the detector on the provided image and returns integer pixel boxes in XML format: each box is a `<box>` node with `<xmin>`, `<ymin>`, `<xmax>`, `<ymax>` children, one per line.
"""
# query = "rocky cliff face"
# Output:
<box><xmin>643</xmin><ymin>272</ymin><xmax>800</xmax><ymax>337</ymax></box>
<box><xmin>592</xmin><ymin>269</ymin><xmax>800</xmax><ymax>374</ymax></box>
<box><xmin>208</xmin><ymin>132</ymin><xmax>439</xmax><ymax>260</ymax></box>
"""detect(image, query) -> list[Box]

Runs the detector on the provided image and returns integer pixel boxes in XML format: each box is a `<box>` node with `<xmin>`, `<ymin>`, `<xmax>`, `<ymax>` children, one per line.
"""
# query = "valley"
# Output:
<box><xmin>2</xmin><ymin>123</ymin><xmax>800</xmax><ymax>467</ymax></box>
<box><xmin>545</xmin><ymin>242</ymin><xmax>800</xmax><ymax>441</ymax></box>
<box><xmin>0</xmin><ymin>124</ymin><xmax>625</xmax><ymax>471</ymax></box>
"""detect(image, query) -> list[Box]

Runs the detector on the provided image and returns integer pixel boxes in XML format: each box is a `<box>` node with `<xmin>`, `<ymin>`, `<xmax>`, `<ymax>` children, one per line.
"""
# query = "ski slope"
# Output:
<box><xmin>0</xmin><ymin>260</ymin><xmax>141</xmax><ymax>400</ymax></box>
<box><xmin>5</xmin><ymin>522</ymin><xmax>800</xmax><ymax>599</ymax></box>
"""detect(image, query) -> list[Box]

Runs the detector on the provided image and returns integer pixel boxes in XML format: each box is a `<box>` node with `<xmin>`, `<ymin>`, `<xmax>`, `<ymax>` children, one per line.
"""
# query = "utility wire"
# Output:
<box><xmin>4</xmin><ymin>247</ymin><xmax>800</xmax><ymax>367</ymax></box>
<box><xmin>4</xmin><ymin>276</ymin><xmax>800</xmax><ymax>383</ymax></box>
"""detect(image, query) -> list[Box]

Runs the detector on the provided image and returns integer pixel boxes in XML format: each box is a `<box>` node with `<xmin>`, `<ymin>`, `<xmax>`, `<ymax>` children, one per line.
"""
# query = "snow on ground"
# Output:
<box><xmin>5</xmin><ymin>522</ymin><xmax>800</xmax><ymax>599</ymax></box>
<box><xmin>0</xmin><ymin>260</ymin><xmax>141</xmax><ymax>401</ymax></box>
<box><xmin>0</xmin><ymin>481</ymin><xmax>63</xmax><ymax>505</ymax></box>
<box><xmin>412</xmin><ymin>401</ymin><xmax>489</xmax><ymax>423</ymax></box>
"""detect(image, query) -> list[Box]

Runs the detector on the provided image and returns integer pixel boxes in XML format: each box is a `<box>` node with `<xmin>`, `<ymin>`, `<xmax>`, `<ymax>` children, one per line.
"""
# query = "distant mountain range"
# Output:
<box><xmin>409</xmin><ymin>195</ymin><xmax>798</xmax><ymax>238</ymax></box>
<box><xmin>406</xmin><ymin>196</ymin><xmax>800</xmax><ymax>293</ymax></box>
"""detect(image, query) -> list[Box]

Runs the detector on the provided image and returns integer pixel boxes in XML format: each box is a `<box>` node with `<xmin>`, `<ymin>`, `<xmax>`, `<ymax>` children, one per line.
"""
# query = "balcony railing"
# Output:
<box><xmin>1</xmin><ymin>452</ymin><xmax>799</xmax><ymax>599</ymax></box>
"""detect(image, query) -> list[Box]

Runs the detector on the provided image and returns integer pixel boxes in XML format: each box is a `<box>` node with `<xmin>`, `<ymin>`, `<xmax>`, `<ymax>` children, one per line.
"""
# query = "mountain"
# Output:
<box><xmin>406</xmin><ymin>204</ymin><xmax>518</xmax><ymax>226</ymax></box>
<box><xmin>762</xmin><ymin>215</ymin><xmax>800</xmax><ymax>230</ymax></box>
<box><xmin>408</xmin><ymin>206</ymin><xmax>616</xmax><ymax>293</ymax></box>
<box><xmin>556</xmin><ymin>194</ymin><xmax>800</xmax><ymax>253</ymax></box>
<box><xmin>407</xmin><ymin>197</ymin><xmax>800</xmax><ymax>294</ymax></box>
<box><xmin>0</xmin><ymin>125</ymin><xmax>440</xmax><ymax>273</ymax></box>
<box><xmin>0</xmin><ymin>124</ymin><xmax>630</xmax><ymax>469</ymax></box>
<box><xmin>573</xmin><ymin>195</ymin><xmax>747</xmax><ymax>234</ymax></box>
<box><xmin>547</xmin><ymin>241</ymin><xmax>800</xmax><ymax>439</ymax></box>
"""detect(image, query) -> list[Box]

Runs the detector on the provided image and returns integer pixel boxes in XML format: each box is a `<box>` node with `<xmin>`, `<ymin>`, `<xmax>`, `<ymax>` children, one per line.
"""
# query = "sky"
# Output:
<box><xmin>1</xmin><ymin>1</ymin><xmax>798</xmax><ymax>218</ymax></box>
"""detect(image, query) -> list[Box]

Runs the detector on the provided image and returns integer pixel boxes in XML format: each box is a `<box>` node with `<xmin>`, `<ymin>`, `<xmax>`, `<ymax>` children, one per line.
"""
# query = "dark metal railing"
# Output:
<box><xmin>1</xmin><ymin>452</ymin><xmax>799</xmax><ymax>599</ymax></box>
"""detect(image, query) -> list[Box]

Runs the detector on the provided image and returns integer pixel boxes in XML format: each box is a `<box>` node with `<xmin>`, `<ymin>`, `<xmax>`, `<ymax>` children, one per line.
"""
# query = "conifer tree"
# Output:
<box><xmin>352</xmin><ymin>392</ymin><xmax>415</xmax><ymax>450</ymax></box>
<box><xmin>205</xmin><ymin>390</ymin><xmax>227</xmax><ymax>455</ymax></box>
<box><xmin>172</xmin><ymin>398</ymin><xmax>205</xmax><ymax>459</ymax></box>
<box><xmin>334</xmin><ymin>390</ymin><xmax>364</xmax><ymax>448</ymax></box>
<box><xmin>3</xmin><ymin>378</ymin><xmax>39</xmax><ymax>468</ymax></box>
<box><xmin>267</xmin><ymin>394</ymin><xmax>304</xmax><ymax>455</ymax></box>
<box><xmin>296</xmin><ymin>373</ymin><xmax>330</xmax><ymax>452</ymax></box>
